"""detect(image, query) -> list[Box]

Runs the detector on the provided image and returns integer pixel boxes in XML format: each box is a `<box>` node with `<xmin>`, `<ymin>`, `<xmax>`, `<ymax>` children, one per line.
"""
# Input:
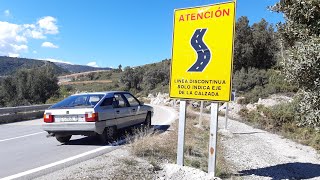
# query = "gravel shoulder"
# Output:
<box><xmin>35</xmin><ymin>147</ymin><xmax>155</xmax><ymax>180</ymax></box>
<box><xmin>217</xmin><ymin>115</ymin><xmax>320</xmax><ymax>179</ymax></box>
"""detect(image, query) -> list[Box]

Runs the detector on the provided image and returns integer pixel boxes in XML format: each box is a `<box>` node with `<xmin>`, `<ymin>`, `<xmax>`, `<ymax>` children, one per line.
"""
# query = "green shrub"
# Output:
<box><xmin>234</xmin><ymin>69</ymin><xmax>298</xmax><ymax>104</ymax></box>
<box><xmin>266</xmin><ymin>70</ymin><xmax>298</xmax><ymax>93</ymax></box>
<box><xmin>233</xmin><ymin>67</ymin><xmax>268</xmax><ymax>92</ymax></box>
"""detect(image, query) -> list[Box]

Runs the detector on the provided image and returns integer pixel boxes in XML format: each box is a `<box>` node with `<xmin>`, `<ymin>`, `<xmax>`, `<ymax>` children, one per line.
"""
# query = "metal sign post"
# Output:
<box><xmin>199</xmin><ymin>101</ymin><xmax>204</xmax><ymax>127</ymax></box>
<box><xmin>225</xmin><ymin>102</ymin><xmax>229</xmax><ymax>129</ymax></box>
<box><xmin>208</xmin><ymin>102</ymin><xmax>219</xmax><ymax>175</ymax></box>
<box><xmin>177</xmin><ymin>100</ymin><xmax>187</xmax><ymax>165</ymax></box>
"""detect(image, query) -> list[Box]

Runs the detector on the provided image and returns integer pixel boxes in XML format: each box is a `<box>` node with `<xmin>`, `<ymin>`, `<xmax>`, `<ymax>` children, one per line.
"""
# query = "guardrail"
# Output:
<box><xmin>0</xmin><ymin>104</ymin><xmax>52</xmax><ymax>124</ymax></box>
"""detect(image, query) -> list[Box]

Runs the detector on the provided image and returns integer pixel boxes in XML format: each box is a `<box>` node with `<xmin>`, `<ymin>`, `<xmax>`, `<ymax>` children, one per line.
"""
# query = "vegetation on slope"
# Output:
<box><xmin>0</xmin><ymin>56</ymin><xmax>68</xmax><ymax>76</ymax></box>
<box><xmin>0</xmin><ymin>66</ymin><xmax>59</xmax><ymax>107</ymax></box>
<box><xmin>54</xmin><ymin>62</ymin><xmax>113</xmax><ymax>73</ymax></box>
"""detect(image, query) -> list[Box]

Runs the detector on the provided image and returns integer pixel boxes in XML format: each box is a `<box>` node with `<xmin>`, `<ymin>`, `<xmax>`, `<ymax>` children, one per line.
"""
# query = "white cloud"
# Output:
<box><xmin>37</xmin><ymin>16</ymin><xmax>58</xmax><ymax>34</ymax></box>
<box><xmin>41</xmin><ymin>41</ymin><xmax>58</xmax><ymax>48</ymax></box>
<box><xmin>31</xmin><ymin>30</ymin><xmax>46</xmax><ymax>39</ymax></box>
<box><xmin>87</xmin><ymin>62</ymin><xmax>99</xmax><ymax>67</ymax></box>
<box><xmin>4</xmin><ymin>10</ymin><xmax>10</xmax><ymax>17</ymax></box>
<box><xmin>11</xmin><ymin>44</ymin><xmax>28</xmax><ymax>51</ymax></box>
<box><xmin>43</xmin><ymin>58</ymin><xmax>73</xmax><ymax>64</ymax></box>
<box><xmin>8</xmin><ymin>53</ymin><xmax>19</xmax><ymax>57</ymax></box>
<box><xmin>32</xmin><ymin>50</ymin><xmax>37</xmax><ymax>54</ymax></box>
<box><xmin>0</xmin><ymin>21</ymin><xmax>28</xmax><ymax>56</ymax></box>
<box><xmin>0</xmin><ymin>16</ymin><xmax>59</xmax><ymax>56</ymax></box>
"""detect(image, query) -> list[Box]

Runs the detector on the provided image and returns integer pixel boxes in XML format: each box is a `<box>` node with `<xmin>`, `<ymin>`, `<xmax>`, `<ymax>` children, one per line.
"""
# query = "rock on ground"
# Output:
<box><xmin>156</xmin><ymin>164</ymin><xmax>221</xmax><ymax>180</ymax></box>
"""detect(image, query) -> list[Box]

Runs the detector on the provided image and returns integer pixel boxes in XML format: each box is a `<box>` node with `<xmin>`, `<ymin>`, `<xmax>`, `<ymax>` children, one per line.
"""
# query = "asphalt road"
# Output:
<box><xmin>188</xmin><ymin>28</ymin><xmax>211</xmax><ymax>72</ymax></box>
<box><xmin>0</xmin><ymin>105</ymin><xmax>177</xmax><ymax>180</ymax></box>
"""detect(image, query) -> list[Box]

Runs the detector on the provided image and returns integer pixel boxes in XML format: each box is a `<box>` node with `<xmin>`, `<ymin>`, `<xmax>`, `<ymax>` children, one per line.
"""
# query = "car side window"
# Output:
<box><xmin>123</xmin><ymin>93</ymin><xmax>140</xmax><ymax>107</ymax></box>
<box><xmin>113</xmin><ymin>94</ymin><xmax>127</xmax><ymax>108</ymax></box>
<box><xmin>100</xmin><ymin>97</ymin><xmax>113</xmax><ymax>107</ymax></box>
<box><xmin>89</xmin><ymin>96</ymin><xmax>102</xmax><ymax>106</ymax></box>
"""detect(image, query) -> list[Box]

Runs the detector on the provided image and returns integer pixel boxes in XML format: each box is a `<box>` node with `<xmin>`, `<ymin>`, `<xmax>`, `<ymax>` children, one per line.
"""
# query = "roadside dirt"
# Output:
<box><xmin>59</xmin><ymin>80</ymin><xmax>112</xmax><ymax>85</ymax></box>
<box><xmin>216</xmin><ymin>115</ymin><xmax>320</xmax><ymax>179</ymax></box>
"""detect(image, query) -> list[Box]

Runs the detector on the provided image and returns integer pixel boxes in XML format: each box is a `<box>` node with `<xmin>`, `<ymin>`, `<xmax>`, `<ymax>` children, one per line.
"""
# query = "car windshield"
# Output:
<box><xmin>50</xmin><ymin>94</ymin><xmax>105</xmax><ymax>109</ymax></box>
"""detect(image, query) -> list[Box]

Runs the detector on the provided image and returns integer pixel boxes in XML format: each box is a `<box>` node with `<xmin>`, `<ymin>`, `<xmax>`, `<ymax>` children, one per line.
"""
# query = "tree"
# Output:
<box><xmin>271</xmin><ymin>0</ymin><xmax>320</xmax><ymax>128</ymax></box>
<box><xmin>234</xmin><ymin>16</ymin><xmax>254</xmax><ymax>71</ymax></box>
<box><xmin>118</xmin><ymin>64</ymin><xmax>122</xmax><ymax>72</ymax></box>
<box><xmin>120</xmin><ymin>66</ymin><xmax>134</xmax><ymax>90</ymax></box>
<box><xmin>2</xmin><ymin>77</ymin><xmax>16</xmax><ymax>105</ymax></box>
<box><xmin>233</xmin><ymin>17</ymin><xmax>278</xmax><ymax>71</ymax></box>
<box><xmin>31</xmin><ymin>66</ymin><xmax>59</xmax><ymax>104</ymax></box>
<box><xmin>251</xmin><ymin>19</ymin><xmax>278</xmax><ymax>69</ymax></box>
<box><xmin>0</xmin><ymin>66</ymin><xmax>59</xmax><ymax>106</ymax></box>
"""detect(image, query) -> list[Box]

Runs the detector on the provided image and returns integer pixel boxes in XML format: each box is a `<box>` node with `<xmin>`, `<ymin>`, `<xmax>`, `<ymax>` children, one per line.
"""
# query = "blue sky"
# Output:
<box><xmin>0</xmin><ymin>0</ymin><xmax>283</xmax><ymax>68</ymax></box>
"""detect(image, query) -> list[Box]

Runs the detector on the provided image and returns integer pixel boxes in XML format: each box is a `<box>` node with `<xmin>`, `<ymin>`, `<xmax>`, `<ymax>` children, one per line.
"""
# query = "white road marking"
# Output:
<box><xmin>196</xmin><ymin>40</ymin><xmax>198</xmax><ymax>43</ymax></box>
<box><xmin>204</xmin><ymin>55</ymin><xmax>206</xmax><ymax>59</ymax></box>
<box><xmin>0</xmin><ymin>132</ymin><xmax>45</xmax><ymax>143</ymax></box>
<box><xmin>199</xmin><ymin>45</ymin><xmax>201</xmax><ymax>48</ymax></box>
<box><xmin>201</xmin><ymin>62</ymin><xmax>203</xmax><ymax>65</ymax></box>
<box><xmin>202</xmin><ymin>49</ymin><xmax>204</xmax><ymax>53</ymax></box>
<box><xmin>196</xmin><ymin>67</ymin><xmax>199</xmax><ymax>70</ymax></box>
<box><xmin>196</xmin><ymin>35</ymin><xmax>199</xmax><ymax>38</ymax></box>
<box><xmin>1</xmin><ymin>146</ymin><xmax>114</xmax><ymax>180</ymax></box>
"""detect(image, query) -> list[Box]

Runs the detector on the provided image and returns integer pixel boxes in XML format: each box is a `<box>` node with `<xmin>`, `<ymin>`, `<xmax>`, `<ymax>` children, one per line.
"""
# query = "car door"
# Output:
<box><xmin>97</xmin><ymin>97</ymin><xmax>117</xmax><ymax>126</ymax></box>
<box><xmin>113</xmin><ymin>93</ymin><xmax>131</xmax><ymax>128</ymax></box>
<box><xmin>123</xmin><ymin>93</ymin><xmax>146</xmax><ymax>126</ymax></box>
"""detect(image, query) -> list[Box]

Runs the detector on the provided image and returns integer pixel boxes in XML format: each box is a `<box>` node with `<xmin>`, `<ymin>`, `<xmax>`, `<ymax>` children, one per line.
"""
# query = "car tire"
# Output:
<box><xmin>100</xmin><ymin>126</ymin><xmax>117</xmax><ymax>144</ymax></box>
<box><xmin>144</xmin><ymin>112</ymin><xmax>152</xmax><ymax>129</ymax></box>
<box><xmin>56</xmin><ymin>135</ymin><xmax>72</xmax><ymax>143</ymax></box>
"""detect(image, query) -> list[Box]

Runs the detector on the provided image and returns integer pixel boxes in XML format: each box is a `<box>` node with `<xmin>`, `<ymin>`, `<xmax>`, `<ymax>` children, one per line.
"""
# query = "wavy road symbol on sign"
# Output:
<box><xmin>188</xmin><ymin>28</ymin><xmax>211</xmax><ymax>72</ymax></box>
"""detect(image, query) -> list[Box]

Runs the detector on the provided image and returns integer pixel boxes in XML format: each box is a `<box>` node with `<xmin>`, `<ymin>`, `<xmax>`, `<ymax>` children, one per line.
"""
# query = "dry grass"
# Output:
<box><xmin>107</xmin><ymin>157</ymin><xmax>155</xmax><ymax>180</ymax></box>
<box><xmin>129</xmin><ymin>126</ymin><xmax>177</xmax><ymax>163</ymax></box>
<box><xmin>128</xmin><ymin>110</ymin><xmax>232</xmax><ymax>178</ymax></box>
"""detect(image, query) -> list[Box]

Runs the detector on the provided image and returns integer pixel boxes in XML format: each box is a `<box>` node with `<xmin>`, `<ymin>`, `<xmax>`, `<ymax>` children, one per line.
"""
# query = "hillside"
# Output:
<box><xmin>60</xmin><ymin>59</ymin><xmax>170</xmax><ymax>95</ymax></box>
<box><xmin>54</xmin><ymin>62</ymin><xmax>113</xmax><ymax>73</ymax></box>
<box><xmin>0</xmin><ymin>56</ymin><xmax>68</xmax><ymax>76</ymax></box>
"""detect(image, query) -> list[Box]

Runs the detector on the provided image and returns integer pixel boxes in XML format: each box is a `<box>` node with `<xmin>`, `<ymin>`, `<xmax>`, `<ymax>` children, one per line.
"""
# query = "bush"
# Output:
<box><xmin>296</xmin><ymin>90</ymin><xmax>320</xmax><ymax>128</ymax></box>
<box><xmin>238</xmin><ymin>69</ymin><xmax>298</xmax><ymax>104</ymax></box>
<box><xmin>233</xmin><ymin>67</ymin><xmax>269</xmax><ymax>92</ymax></box>
<box><xmin>263</xmin><ymin>102</ymin><xmax>296</xmax><ymax>130</ymax></box>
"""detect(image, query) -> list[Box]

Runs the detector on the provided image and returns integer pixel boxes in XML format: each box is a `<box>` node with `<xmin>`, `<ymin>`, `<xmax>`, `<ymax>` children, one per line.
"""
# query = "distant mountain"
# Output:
<box><xmin>0</xmin><ymin>56</ymin><xmax>114</xmax><ymax>76</ymax></box>
<box><xmin>0</xmin><ymin>56</ymin><xmax>68</xmax><ymax>76</ymax></box>
<box><xmin>54</xmin><ymin>62</ymin><xmax>113</xmax><ymax>73</ymax></box>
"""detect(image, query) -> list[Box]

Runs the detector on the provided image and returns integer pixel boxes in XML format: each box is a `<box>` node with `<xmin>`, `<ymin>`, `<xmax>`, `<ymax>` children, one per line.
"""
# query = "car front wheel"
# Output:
<box><xmin>144</xmin><ymin>112</ymin><xmax>152</xmax><ymax>129</ymax></box>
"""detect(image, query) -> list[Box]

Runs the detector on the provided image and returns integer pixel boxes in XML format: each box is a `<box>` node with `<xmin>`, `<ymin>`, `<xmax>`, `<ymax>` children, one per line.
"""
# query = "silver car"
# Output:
<box><xmin>42</xmin><ymin>91</ymin><xmax>153</xmax><ymax>143</ymax></box>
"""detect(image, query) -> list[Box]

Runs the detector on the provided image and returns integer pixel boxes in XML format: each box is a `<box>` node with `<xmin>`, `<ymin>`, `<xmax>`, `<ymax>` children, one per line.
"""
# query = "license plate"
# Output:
<box><xmin>60</xmin><ymin>115</ymin><xmax>78</xmax><ymax>122</ymax></box>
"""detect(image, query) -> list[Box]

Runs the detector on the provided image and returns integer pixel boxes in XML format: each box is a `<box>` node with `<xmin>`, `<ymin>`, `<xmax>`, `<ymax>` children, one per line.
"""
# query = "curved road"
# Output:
<box><xmin>188</xmin><ymin>28</ymin><xmax>211</xmax><ymax>72</ymax></box>
<box><xmin>0</xmin><ymin>105</ymin><xmax>177</xmax><ymax>180</ymax></box>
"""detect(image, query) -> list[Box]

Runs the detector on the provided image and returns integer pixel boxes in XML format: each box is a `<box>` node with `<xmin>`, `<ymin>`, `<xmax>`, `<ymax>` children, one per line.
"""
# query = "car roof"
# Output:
<box><xmin>71</xmin><ymin>91</ymin><xmax>129</xmax><ymax>96</ymax></box>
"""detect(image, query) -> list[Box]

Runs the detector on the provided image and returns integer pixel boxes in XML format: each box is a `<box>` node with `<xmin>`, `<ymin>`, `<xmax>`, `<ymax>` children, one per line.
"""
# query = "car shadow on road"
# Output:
<box><xmin>238</xmin><ymin>162</ymin><xmax>320</xmax><ymax>180</ymax></box>
<box><xmin>62</xmin><ymin>136</ymin><xmax>102</xmax><ymax>146</ymax></box>
<box><xmin>63</xmin><ymin>124</ymin><xmax>171</xmax><ymax>146</ymax></box>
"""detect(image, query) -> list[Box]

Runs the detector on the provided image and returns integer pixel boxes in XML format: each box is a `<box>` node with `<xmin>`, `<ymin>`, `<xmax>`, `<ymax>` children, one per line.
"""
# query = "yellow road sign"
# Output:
<box><xmin>170</xmin><ymin>1</ymin><xmax>236</xmax><ymax>102</ymax></box>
